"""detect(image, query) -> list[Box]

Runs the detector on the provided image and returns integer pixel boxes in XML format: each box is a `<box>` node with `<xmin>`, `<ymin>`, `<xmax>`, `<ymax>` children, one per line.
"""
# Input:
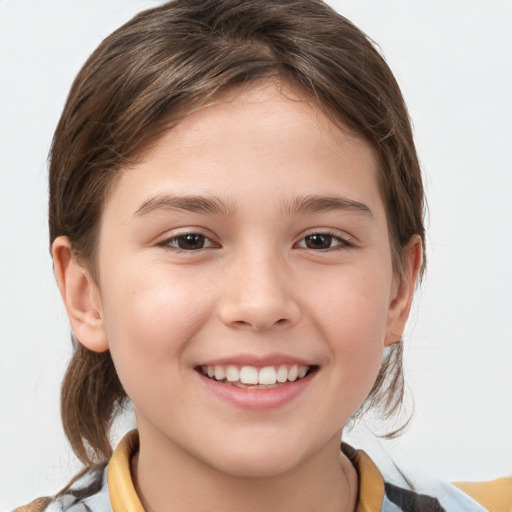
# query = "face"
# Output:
<box><xmin>86</xmin><ymin>82</ymin><xmax>415</xmax><ymax>477</ymax></box>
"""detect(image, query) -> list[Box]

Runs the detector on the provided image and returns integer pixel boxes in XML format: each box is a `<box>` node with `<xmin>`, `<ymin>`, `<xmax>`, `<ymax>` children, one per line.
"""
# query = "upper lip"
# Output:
<box><xmin>197</xmin><ymin>353</ymin><xmax>315</xmax><ymax>368</ymax></box>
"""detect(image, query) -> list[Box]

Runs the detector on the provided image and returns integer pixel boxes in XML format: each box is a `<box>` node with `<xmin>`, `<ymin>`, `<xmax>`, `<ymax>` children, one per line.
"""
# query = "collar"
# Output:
<box><xmin>107</xmin><ymin>431</ymin><xmax>386</xmax><ymax>512</ymax></box>
<box><xmin>107</xmin><ymin>430</ymin><xmax>145</xmax><ymax>512</ymax></box>
<box><xmin>342</xmin><ymin>442</ymin><xmax>386</xmax><ymax>512</ymax></box>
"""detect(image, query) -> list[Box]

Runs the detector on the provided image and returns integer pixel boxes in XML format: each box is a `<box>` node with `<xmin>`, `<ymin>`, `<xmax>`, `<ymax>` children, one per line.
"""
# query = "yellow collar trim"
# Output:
<box><xmin>454</xmin><ymin>478</ymin><xmax>512</xmax><ymax>512</ymax></box>
<box><xmin>108</xmin><ymin>431</ymin><xmax>386</xmax><ymax>512</ymax></box>
<box><xmin>342</xmin><ymin>443</ymin><xmax>385</xmax><ymax>512</ymax></box>
<box><xmin>107</xmin><ymin>430</ymin><xmax>145</xmax><ymax>512</ymax></box>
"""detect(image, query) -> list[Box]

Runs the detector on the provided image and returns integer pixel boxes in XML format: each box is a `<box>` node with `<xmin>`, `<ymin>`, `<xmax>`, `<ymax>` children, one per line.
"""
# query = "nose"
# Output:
<box><xmin>218</xmin><ymin>250</ymin><xmax>301</xmax><ymax>331</ymax></box>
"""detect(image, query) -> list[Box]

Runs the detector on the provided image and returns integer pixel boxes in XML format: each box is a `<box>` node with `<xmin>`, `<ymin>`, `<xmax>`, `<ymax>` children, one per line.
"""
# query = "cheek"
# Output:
<box><xmin>308</xmin><ymin>265</ymin><xmax>391</xmax><ymax>387</ymax></box>
<box><xmin>311</xmin><ymin>264</ymin><xmax>391</xmax><ymax>340</ymax></box>
<box><xmin>99</xmin><ymin>264</ymin><xmax>209</xmax><ymax>377</ymax></box>
<box><xmin>98</xmin><ymin>267</ymin><xmax>212</xmax><ymax>420</ymax></box>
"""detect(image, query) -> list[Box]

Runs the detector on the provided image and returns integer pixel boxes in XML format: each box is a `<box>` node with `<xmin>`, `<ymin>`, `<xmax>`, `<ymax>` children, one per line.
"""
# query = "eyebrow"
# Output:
<box><xmin>134</xmin><ymin>194</ymin><xmax>237</xmax><ymax>217</ymax></box>
<box><xmin>283</xmin><ymin>194</ymin><xmax>373</xmax><ymax>217</ymax></box>
<box><xmin>134</xmin><ymin>193</ymin><xmax>372</xmax><ymax>219</ymax></box>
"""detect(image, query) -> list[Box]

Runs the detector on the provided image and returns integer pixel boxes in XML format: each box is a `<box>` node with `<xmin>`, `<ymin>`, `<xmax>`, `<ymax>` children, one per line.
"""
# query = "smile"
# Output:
<box><xmin>199</xmin><ymin>364</ymin><xmax>312</xmax><ymax>388</ymax></box>
<box><xmin>196</xmin><ymin>362</ymin><xmax>318</xmax><ymax>410</ymax></box>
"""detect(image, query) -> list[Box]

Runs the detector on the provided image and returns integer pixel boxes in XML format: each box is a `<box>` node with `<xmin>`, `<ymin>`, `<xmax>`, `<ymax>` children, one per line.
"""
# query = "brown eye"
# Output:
<box><xmin>161</xmin><ymin>233</ymin><xmax>216</xmax><ymax>251</ymax></box>
<box><xmin>304</xmin><ymin>234</ymin><xmax>334</xmax><ymax>249</ymax></box>
<box><xmin>176</xmin><ymin>234</ymin><xmax>206</xmax><ymax>250</ymax></box>
<box><xmin>297</xmin><ymin>233</ymin><xmax>351</xmax><ymax>250</ymax></box>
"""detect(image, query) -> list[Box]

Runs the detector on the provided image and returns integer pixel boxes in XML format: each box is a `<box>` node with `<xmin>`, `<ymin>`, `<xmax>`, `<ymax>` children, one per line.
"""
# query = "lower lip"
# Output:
<box><xmin>197</xmin><ymin>371</ymin><xmax>316</xmax><ymax>411</ymax></box>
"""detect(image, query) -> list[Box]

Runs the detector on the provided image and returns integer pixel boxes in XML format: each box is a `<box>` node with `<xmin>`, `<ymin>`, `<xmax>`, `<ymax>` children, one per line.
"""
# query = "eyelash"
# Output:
<box><xmin>295</xmin><ymin>231</ymin><xmax>354</xmax><ymax>251</ymax></box>
<box><xmin>158</xmin><ymin>232</ymin><xmax>217</xmax><ymax>252</ymax></box>
<box><xmin>157</xmin><ymin>230</ymin><xmax>354</xmax><ymax>253</ymax></box>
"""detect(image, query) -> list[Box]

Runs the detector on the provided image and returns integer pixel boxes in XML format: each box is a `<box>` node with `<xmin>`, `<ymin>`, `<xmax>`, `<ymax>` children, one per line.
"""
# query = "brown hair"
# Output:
<box><xmin>49</xmin><ymin>0</ymin><xmax>425</xmax><ymax>470</ymax></box>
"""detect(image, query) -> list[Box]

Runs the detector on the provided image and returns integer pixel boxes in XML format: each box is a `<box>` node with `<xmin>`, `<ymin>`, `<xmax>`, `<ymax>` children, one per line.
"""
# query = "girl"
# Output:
<box><xmin>11</xmin><ymin>1</ymin><xmax>511</xmax><ymax>511</ymax></box>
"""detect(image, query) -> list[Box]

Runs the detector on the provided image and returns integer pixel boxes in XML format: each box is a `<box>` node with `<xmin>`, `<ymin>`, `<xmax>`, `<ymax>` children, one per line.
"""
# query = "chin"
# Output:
<box><xmin>214</xmin><ymin>454</ymin><xmax>302</xmax><ymax>479</ymax></box>
<box><xmin>199</xmin><ymin>435</ymin><xmax>316</xmax><ymax>479</ymax></box>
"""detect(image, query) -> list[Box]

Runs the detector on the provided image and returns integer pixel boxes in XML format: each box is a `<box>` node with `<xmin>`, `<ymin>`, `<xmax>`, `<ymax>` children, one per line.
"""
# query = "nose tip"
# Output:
<box><xmin>219</xmin><ymin>266</ymin><xmax>300</xmax><ymax>331</ymax></box>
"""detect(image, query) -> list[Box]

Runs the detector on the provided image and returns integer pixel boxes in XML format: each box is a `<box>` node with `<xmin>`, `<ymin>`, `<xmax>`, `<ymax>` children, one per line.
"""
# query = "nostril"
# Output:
<box><xmin>233</xmin><ymin>320</ymin><xmax>251</xmax><ymax>327</ymax></box>
<box><xmin>230</xmin><ymin>317</ymin><xmax>288</xmax><ymax>330</ymax></box>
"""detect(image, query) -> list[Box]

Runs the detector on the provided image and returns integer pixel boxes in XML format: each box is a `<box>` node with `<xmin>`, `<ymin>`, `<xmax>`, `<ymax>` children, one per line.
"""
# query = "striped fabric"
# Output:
<box><xmin>15</xmin><ymin>431</ymin><xmax>510</xmax><ymax>512</ymax></box>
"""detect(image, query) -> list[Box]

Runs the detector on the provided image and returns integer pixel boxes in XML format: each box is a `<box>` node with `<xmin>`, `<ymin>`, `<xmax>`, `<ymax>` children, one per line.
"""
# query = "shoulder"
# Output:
<box><xmin>454</xmin><ymin>477</ymin><xmax>512</xmax><ymax>512</ymax></box>
<box><xmin>381</xmin><ymin>479</ymin><xmax>512</xmax><ymax>512</ymax></box>
<box><xmin>13</xmin><ymin>497</ymin><xmax>52</xmax><ymax>512</ymax></box>
<box><xmin>343</xmin><ymin>442</ymin><xmax>510</xmax><ymax>512</ymax></box>
<box><xmin>13</xmin><ymin>465</ymin><xmax>112</xmax><ymax>512</ymax></box>
<box><xmin>383</xmin><ymin>468</ymin><xmax>512</xmax><ymax>512</ymax></box>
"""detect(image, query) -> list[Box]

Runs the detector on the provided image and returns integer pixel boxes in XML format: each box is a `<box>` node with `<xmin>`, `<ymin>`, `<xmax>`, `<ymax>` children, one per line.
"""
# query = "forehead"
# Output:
<box><xmin>140</xmin><ymin>81</ymin><xmax>377</xmax><ymax>176</ymax></box>
<box><xmin>104</xmin><ymin>81</ymin><xmax>383</xmax><ymax>221</ymax></box>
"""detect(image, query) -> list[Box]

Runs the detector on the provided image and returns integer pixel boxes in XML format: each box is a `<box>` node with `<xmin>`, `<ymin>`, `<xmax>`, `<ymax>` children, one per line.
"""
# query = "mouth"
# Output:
<box><xmin>196</xmin><ymin>364</ymin><xmax>317</xmax><ymax>389</ymax></box>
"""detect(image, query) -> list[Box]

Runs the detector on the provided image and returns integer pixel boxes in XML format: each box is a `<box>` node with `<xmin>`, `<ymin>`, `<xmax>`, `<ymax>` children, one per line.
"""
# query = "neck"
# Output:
<box><xmin>132</xmin><ymin>428</ymin><xmax>358</xmax><ymax>512</ymax></box>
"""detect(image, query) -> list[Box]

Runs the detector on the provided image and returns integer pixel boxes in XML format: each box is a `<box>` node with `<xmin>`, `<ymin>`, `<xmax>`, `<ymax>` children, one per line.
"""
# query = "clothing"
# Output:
<box><xmin>16</xmin><ymin>430</ymin><xmax>512</xmax><ymax>512</ymax></box>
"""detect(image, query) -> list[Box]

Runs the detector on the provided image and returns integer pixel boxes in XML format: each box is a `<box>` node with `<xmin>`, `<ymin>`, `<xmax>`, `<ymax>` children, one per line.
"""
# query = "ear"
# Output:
<box><xmin>384</xmin><ymin>235</ymin><xmax>423</xmax><ymax>347</ymax></box>
<box><xmin>52</xmin><ymin>236</ymin><xmax>109</xmax><ymax>352</ymax></box>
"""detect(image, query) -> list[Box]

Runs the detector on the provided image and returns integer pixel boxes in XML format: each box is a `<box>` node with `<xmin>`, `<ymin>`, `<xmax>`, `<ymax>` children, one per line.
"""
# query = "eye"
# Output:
<box><xmin>160</xmin><ymin>233</ymin><xmax>217</xmax><ymax>251</ymax></box>
<box><xmin>296</xmin><ymin>233</ymin><xmax>351</xmax><ymax>250</ymax></box>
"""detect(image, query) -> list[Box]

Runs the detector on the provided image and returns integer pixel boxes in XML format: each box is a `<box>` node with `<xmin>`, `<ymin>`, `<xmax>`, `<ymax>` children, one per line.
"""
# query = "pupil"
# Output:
<box><xmin>306</xmin><ymin>234</ymin><xmax>332</xmax><ymax>249</ymax></box>
<box><xmin>178</xmin><ymin>234</ymin><xmax>204</xmax><ymax>250</ymax></box>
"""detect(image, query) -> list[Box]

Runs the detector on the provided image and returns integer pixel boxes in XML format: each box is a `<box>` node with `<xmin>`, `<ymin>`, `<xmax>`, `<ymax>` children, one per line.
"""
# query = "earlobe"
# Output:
<box><xmin>52</xmin><ymin>236</ymin><xmax>109</xmax><ymax>353</ymax></box>
<box><xmin>384</xmin><ymin>235</ymin><xmax>423</xmax><ymax>347</ymax></box>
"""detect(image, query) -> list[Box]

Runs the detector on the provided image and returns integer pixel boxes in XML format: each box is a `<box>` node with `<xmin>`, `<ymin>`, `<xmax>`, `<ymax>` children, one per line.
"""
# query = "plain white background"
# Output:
<box><xmin>1</xmin><ymin>0</ymin><xmax>511</xmax><ymax>508</ymax></box>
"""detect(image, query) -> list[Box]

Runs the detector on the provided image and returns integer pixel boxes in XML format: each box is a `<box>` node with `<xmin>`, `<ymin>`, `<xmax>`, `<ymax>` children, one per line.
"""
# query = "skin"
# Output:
<box><xmin>53</xmin><ymin>81</ymin><xmax>422</xmax><ymax>512</ymax></box>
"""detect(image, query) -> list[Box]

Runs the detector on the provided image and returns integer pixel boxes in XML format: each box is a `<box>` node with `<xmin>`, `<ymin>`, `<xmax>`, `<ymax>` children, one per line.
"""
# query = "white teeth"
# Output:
<box><xmin>214</xmin><ymin>366</ymin><xmax>226</xmax><ymax>381</ymax></box>
<box><xmin>288</xmin><ymin>365</ymin><xmax>299</xmax><ymax>382</ymax></box>
<box><xmin>225</xmin><ymin>365</ymin><xmax>240</xmax><ymax>382</ymax></box>
<box><xmin>259</xmin><ymin>366</ymin><xmax>277</xmax><ymax>385</ymax></box>
<box><xmin>240</xmin><ymin>366</ymin><xmax>259</xmax><ymax>385</ymax></box>
<box><xmin>276</xmin><ymin>365</ymin><xmax>288</xmax><ymax>383</ymax></box>
<box><xmin>202</xmin><ymin>364</ymin><xmax>311</xmax><ymax>385</ymax></box>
